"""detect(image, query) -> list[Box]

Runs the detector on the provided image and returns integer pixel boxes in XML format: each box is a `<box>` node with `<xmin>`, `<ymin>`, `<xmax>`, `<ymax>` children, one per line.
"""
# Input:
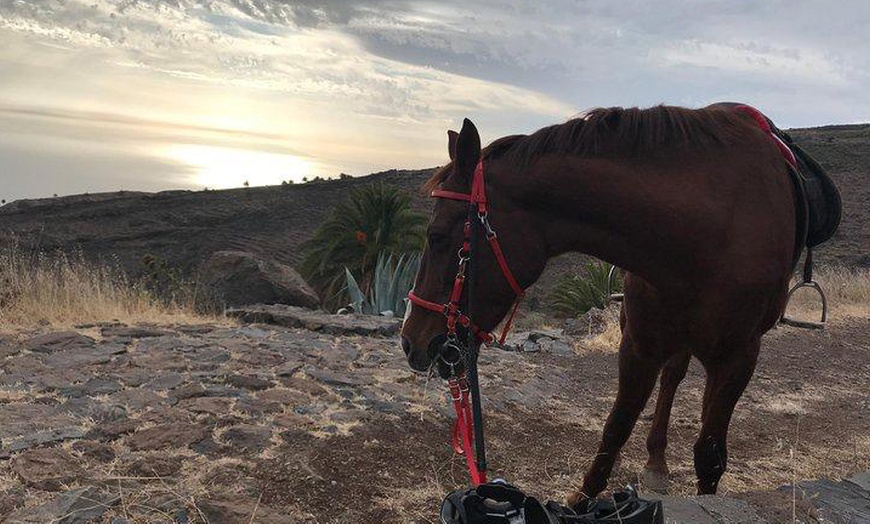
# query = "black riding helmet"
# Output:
<box><xmin>440</xmin><ymin>482</ymin><xmax>663</xmax><ymax>524</ymax></box>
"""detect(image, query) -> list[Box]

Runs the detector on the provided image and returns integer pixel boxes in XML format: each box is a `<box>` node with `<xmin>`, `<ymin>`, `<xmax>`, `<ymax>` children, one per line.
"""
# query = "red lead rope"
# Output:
<box><xmin>449</xmin><ymin>375</ymin><xmax>487</xmax><ymax>485</ymax></box>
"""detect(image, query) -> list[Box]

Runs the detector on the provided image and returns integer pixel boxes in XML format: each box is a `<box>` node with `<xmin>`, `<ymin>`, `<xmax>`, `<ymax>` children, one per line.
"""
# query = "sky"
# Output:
<box><xmin>1</xmin><ymin>1</ymin><xmax>868</xmax><ymax>202</ymax></box>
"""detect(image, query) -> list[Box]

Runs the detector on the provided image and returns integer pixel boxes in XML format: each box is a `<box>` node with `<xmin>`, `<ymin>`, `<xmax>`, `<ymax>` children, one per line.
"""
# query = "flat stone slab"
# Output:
<box><xmin>177</xmin><ymin>396</ymin><xmax>235</xmax><ymax>415</ymax></box>
<box><xmin>24</xmin><ymin>331</ymin><xmax>95</xmax><ymax>354</ymax></box>
<box><xmin>221</xmin><ymin>424</ymin><xmax>273</xmax><ymax>454</ymax></box>
<box><xmin>197</xmin><ymin>492</ymin><xmax>293</xmax><ymax>523</ymax></box>
<box><xmin>304</xmin><ymin>367</ymin><xmax>372</xmax><ymax>386</ymax></box>
<box><xmin>100</xmin><ymin>325</ymin><xmax>176</xmax><ymax>338</ymax></box>
<box><xmin>849</xmin><ymin>471</ymin><xmax>870</xmax><ymax>491</ymax></box>
<box><xmin>41</xmin><ymin>343</ymin><xmax>126</xmax><ymax>368</ymax></box>
<box><xmin>127</xmin><ymin>423</ymin><xmax>211</xmax><ymax>451</ymax></box>
<box><xmin>3</xmin><ymin>486</ymin><xmax>119</xmax><ymax>523</ymax></box>
<box><xmin>652</xmin><ymin>495</ymin><xmax>719</xmax><ymax>523</ymax></box>
<box><xmin>3</xmin><ymin>426</ymin><xmax>85</xmax><ymax>455</ymax></box>
<box><xmin>785</xmin><ymin>478</ymin><xmax>870</xmax><ymax>523</ymax></box>
<box><xmin>227</xmin><ymin>304</ymin><xmax>401</xmax><ymax>336</ymax></box>
<box><xmin>694</xmin><ymin>495</ymin><xmax>764</xmax><ymax>523</ymax></box>
<box><xmin>644</xmin><ymin>493</ymin><xmax>765</xmax><ymax>523</ymax></box>
<box><xmin>12</xmin><ymin>448</ymin><xmax>85</xmax><ymax>491</ymax></box>
<box><xmin>0</xmin><ymin>403</ymin><xmax>76</xmax><ymax>440</ymax></box>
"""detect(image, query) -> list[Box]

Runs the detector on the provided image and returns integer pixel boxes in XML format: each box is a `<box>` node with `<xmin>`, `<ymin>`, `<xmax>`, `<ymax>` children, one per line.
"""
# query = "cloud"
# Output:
<box><xmin>650</xmin><ymin>40</ymin><xmax>850</xmax><ymax>86</ymax></box>
<box><xmin>1</xmin><ymin>0</ymin><xmax>869</xmax><ymax>201</ymax></box>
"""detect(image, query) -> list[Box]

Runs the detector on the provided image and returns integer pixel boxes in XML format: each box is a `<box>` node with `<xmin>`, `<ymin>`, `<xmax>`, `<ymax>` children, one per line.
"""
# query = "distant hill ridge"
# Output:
<box><xmin>1</xmin><ymin>125</ymin><xmax>867</xmax><ymax>300</ymax></box>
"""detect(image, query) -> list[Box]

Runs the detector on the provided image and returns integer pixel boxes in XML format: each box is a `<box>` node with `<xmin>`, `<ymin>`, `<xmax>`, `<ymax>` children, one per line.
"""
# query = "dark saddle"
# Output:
<box><xmin>771</xmin><ymin>125</ymin><xmax>842</xmax><ymax>255</ymax></box>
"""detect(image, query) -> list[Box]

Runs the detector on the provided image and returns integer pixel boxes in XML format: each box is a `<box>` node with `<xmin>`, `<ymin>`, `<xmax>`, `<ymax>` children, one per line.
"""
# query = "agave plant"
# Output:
<box><xmin>548</xmin><ymin>260</ymin><xmax>621</xmax><ymax>317</ymax></box>
<box><xmin>343</xmin><ymin>252</ymin><xmax>421</xmax><ymax>316</ymax></box>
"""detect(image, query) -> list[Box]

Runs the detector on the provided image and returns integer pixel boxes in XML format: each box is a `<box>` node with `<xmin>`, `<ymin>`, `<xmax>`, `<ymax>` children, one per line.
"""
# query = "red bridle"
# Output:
<box><xmin>407</xmin><ymin>158</ymin><xmax>525</xmax><ymax>347</ymax></box>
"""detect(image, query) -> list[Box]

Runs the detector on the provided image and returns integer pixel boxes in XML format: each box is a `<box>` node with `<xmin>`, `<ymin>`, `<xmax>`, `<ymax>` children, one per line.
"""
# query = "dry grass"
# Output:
<box><xmin>581</xmin><ymin>305</ymin><xmax>622</xmax><ymax>353</ymax></box>
<box><xmin>374</xmin><ymin>469</ymin><xmax>452</xmax><ymax>521</ymax></box>
<box><xmin>785</xmin><ymin>265</ymin><xmax>870</xmax><ymax>320</ymax></box>
<box><xmin>0</xmin><ymin>243</ymin><xmax>216</xmax><ymax>329</ymax></box>
<box><xmin>574</xmin><ymin>266</ymin><xmax>870</xmax><ymax>354</ymax></box>
<box><xmin>719</xmin><ymin>428</ymin><xmax>870</xmax><ymax>497</ymax></box>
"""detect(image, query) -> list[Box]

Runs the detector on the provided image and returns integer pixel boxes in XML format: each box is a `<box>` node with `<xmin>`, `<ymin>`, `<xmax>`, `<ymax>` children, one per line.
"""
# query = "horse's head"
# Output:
<box><xmin>400</xmin><ymin>119</ymin><xmax>546</xmax><ymax>377</ymax></box>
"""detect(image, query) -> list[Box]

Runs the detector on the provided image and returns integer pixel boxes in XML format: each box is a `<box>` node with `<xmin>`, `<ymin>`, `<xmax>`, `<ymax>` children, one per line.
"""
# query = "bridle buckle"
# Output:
<box><xmin>440</xmin><ymin>336</ymin><xmax>464</xmax><ymax>379</ymax></box>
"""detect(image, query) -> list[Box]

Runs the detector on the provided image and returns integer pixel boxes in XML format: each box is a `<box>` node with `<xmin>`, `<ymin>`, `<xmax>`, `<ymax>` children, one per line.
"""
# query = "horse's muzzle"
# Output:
<box><xmin>402</xmin><ymin>336</ymin><xmax>430</xmax><ymax>374</ymax></box>
<box><xmin>402</xmin><ymin>333</ymin><xmax>469</xmax><ymax>379</ymax></box>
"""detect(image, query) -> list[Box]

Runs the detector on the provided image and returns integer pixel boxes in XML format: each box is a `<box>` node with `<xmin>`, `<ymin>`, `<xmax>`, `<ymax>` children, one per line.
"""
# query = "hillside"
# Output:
<box><xmin>0</xmin><ymin>124</ymin><xmax>868</xmax><ymax>308</ymax></box>
<box><xmin>0</xmin><ymin>169</ymin><xmax>432</xmax><ymax>279</ymax></box>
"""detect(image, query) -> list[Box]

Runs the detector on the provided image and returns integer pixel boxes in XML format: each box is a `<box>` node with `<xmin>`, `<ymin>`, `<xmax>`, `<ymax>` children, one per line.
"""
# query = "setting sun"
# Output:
<box><xmin>163</xmin><ymin>144</ymin><xmax>314</xmax><ymax>189</ymax></box>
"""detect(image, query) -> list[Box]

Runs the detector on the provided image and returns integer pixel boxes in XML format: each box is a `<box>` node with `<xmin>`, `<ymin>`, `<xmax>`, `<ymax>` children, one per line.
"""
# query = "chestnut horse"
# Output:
<box><xmin>400</xmin><ymin>104</ymin><xmax>801</xmax><ymax>504</ymax></box>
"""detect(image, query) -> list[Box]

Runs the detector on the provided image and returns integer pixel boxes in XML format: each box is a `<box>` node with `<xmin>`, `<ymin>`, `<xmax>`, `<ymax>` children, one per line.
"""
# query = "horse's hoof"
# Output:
<box><xmin>641</xmin><ymin>467</ymin><xmax>670</xmax><ymax>494</ymax></box>
<box><xmin>566</xmin><ymin>490</ymin><xmax>590</xmax><ymax>510</ymax></box>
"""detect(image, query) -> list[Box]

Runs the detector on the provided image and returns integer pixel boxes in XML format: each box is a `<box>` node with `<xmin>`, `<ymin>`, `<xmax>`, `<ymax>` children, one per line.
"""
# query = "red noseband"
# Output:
<box><xmin>407</xmin><ymin>159</ymin><xmax>525</xmax><ymax>346</ymax></box>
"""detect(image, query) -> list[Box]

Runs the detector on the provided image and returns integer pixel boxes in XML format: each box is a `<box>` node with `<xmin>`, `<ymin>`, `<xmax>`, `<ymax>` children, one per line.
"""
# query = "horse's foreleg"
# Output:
<box><xmin>568</xmin><ymin>332</ymin><xmax>663</xmax><ymax>506</ymax></box>
<box><xmin>694</xmin><ymin>338</ymin><xmax>759</xmax><ymax>495</ymax></box>
<box><xmin>642</xmin><ymin>351</ymin><xmax>690</xmax><ymax>493</ymax></box>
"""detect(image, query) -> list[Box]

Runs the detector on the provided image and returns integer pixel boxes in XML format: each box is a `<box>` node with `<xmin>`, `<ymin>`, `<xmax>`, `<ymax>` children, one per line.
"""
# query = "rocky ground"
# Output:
<box><xmin>0</xmin><ymin>307</ymin><xmax>868</xmax><ymax>523</ymax></box>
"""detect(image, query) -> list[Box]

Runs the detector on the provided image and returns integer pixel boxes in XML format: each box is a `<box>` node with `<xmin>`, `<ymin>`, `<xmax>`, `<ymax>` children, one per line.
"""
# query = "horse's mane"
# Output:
<box><xmin>424</xmin><ymin>105</ymin><xmax>749</xmax><ymax>192</ymax></box>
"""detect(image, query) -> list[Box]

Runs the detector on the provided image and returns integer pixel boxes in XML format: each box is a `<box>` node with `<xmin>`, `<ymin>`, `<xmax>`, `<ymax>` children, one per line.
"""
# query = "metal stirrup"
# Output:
<box><xmin>606</xmin><ymin>264</ymin><xmax>624</xmax><ymax>304</ymax></box>
<box><xmin>780</xmin><ymin>249</ymin><xmax>827</xmax><ymax>329</ymax></box>
<box><xmin>780</xmin><ymin>280</ymin><xmax>828</xmax><ymax>329</ymax></box>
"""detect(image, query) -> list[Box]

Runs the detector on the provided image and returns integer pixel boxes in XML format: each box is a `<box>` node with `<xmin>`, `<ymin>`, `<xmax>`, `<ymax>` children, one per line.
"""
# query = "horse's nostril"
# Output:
<box><xmin>401</xmin><ymin>337</ymin><xmax>412</xmax><ymax>356</ymax></box>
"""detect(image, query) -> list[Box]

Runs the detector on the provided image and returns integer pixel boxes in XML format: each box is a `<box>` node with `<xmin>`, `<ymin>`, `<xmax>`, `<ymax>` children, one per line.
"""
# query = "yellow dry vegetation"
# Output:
<box><xmin>0</xmin><ymin>244</ymin><xmax>218</xmax><ymax>329</ymax></box>
<box><xmin>784</xmin><ymin>265</ymin><xmax>870</xmax><ymax>320</ymax></box>
<box><xmin>581</xmin><ymin>265</ymin><xmax>870</xmax><ymax>353</ymax></box>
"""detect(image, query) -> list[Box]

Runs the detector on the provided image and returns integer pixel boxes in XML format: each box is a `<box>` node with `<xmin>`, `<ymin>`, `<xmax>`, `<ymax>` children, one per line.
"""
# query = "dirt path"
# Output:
<box><xmin>0</xmin><ymin>315</ymin><xmax>867</xmax><ymax>522</ymax></box>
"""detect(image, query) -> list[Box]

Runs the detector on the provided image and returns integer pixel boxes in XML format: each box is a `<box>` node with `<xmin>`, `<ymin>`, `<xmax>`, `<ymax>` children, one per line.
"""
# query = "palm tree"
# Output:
<box><xmin>301</xmin><ymin>182</ymin><xmax>426</xmax><ymax>309</ymax></box>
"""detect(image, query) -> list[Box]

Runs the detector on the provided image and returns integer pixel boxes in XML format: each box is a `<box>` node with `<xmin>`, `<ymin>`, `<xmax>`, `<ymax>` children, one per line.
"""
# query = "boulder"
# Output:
<box><xmin>199</xmin><ymin>250</ymin><xmax>319</xmax><ymax>309</ymax></box>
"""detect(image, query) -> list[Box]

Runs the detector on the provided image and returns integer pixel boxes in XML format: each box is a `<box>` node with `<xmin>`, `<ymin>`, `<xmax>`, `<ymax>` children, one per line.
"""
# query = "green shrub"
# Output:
<box><xmin>301</xmin><ymin>182</ymin><xmax>425</xmax><ymax>309</ymax></box>
<box><xmin>548</xmin><ymin>260</ymin><xmax>621</xmax><ymax>317</ymax></box>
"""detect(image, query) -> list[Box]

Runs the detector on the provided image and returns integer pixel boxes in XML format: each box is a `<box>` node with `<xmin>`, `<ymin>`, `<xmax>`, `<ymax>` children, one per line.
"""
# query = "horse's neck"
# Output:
<box><xmin>508</xmin><ymin>154</ymin><xmax>708</xmax><ymax>289</ymax></box>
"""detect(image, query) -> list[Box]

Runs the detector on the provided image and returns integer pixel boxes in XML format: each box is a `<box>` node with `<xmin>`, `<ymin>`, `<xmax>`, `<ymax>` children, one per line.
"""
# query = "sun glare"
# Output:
<box><xmin>163</xmin><ymin>144</ymin><xmax>314</xmax><ymax>189</ymax></box>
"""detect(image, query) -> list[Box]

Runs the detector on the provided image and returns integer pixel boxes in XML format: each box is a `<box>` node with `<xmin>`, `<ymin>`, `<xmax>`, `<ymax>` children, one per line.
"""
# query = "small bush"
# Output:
<box><xmin>301</xmin><ymin>182</ymin><xmax>425</xmax><ymax>310</ymax></box>
<box><xmin>548</xmin><ymin>260</ymin><xmax>621</xmax><ymax>317</ymax></box>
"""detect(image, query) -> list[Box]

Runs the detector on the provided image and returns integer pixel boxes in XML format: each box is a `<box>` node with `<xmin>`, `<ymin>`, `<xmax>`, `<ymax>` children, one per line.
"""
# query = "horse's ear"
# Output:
<box><xmin>454</xmin><ymin>118</ymin><xmax>481</xmax><ymax>182</ymax></box>
<box><xmin>447</xmin><ymin>130</ymin><xmax>458</xmax><ymax>161</ymax></box>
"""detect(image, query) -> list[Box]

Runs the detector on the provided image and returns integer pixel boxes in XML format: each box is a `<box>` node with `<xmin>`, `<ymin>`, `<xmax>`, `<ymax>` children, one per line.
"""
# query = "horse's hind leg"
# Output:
<box><xmin>694</xmin><ymin>337</ymin><xmax>760</xmax><ymax>494</ymax></box>
<box><xmin>642</xmin><ymin>351</ymin><xmax>691</xmax><ymax>493</ymax></box>
<box><xmin>568</xmin><ymin>330</ymin><xmax>664</xmax><ymax>506</ymax></box>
